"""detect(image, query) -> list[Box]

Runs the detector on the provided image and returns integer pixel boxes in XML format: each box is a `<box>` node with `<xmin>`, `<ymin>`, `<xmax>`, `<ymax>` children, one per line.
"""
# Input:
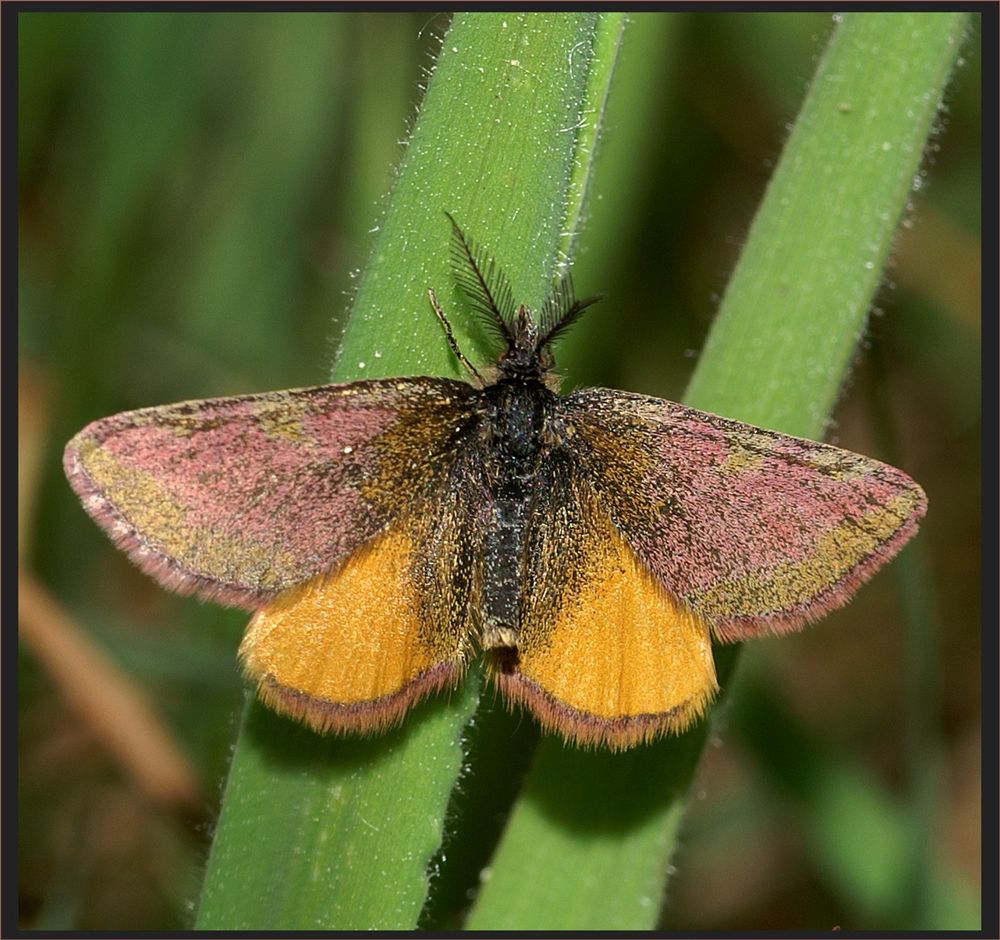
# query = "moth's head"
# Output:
<box><xmin>443</xmin><ymin>213</ymin><xmax>603</xmax><ymax>384</ymax></box>
<box><xmin>497</xmin><ymin>304</ymin><xmax>552</xmax><ymax>380</ymax></box>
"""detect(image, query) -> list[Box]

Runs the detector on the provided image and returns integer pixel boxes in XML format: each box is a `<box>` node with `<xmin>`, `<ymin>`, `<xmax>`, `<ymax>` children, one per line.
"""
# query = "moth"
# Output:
<box><xmin>64</xmin><ymin>217</ymin><xmax>927</xmax><ymax>749</ymax></box>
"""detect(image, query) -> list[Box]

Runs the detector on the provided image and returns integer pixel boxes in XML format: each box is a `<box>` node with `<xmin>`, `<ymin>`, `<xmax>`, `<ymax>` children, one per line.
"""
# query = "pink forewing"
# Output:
<box><xmin>64</xmin><ymin>377</ymin><xmax>475</xmax><ymax>608</ymax></box>
<box><xmin>565</xmin><ymin>388</ymin><xmax>927</xmax><ymax>638</ymax></box>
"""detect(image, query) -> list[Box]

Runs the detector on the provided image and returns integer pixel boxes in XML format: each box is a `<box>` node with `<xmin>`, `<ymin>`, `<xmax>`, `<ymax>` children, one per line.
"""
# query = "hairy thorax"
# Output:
<box><xmin>478</xmin><ymin>378</ymin><xmax>564</xmax><ymax>648</ymax></box>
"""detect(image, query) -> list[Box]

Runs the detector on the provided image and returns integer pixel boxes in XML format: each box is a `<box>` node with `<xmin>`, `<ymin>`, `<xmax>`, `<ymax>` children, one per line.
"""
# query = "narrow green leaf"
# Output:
<box><xmin>466</xmin><ymin>12</ymin><xmax>967</xmax><ymax>930</ymax></box>
<box><xmin>467</xmin><ymin>648</ymin><xmax>740</xmax><ymax>931</ymax></box>
<box><xmin>685</xmin><ymin>11</ymin><xmax>970</xmax><ymax>431</ymax></box>
<box><xmin>558</xmin><ymin>12</ymin><xmax>682</xmax><ymax>382</ymax></box>
<box><xmin>196</xmin><ymin>685</ymin><xmax>479</xmax><ymax>930</ymax></box>
<box><xmin>196</xmin><ymin>12</ymin><xmax>624</xmax><ymax>929</ymax></box>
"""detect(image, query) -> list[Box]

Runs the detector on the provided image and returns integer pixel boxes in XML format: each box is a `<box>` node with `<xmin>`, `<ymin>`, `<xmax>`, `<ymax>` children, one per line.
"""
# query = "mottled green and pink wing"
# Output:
<box><xmin>64</xmin><ymin>377</ymin><xmax>477</xmax><ymax>610</ymax></box>
<box><xmin>563</xmin><ymin>388</ymin><xmax>927</xmax><ymax>641</ymax></box>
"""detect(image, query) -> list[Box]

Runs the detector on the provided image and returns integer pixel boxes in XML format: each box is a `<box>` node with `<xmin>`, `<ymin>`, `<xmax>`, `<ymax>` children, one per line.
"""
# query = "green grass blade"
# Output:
<box><xmin>556</xmin><ymin>11</ymin><xmax>628</xmax><ymax>264</ymax></box>
<box><xmin>685</xmin><ymin>11</ymin><xmax>969</xmax><ymax>430</ymax></box>
<box><xmin>337</xmin><ymin>13</ymin><xmax>626</xmax><ymax>377</ymax></box>
<box><xmin>195</xmin><ymin>685</ymin><xmax>479</xmax><ymax>930</ymax></box>
<box><xmin>557</xmin><ymin>12</ymin><xmax>682</xmax><ymax>383</ymax></box>
<box><xmin>467</xmin><ymin>647</ymin><xmax>740</xmax><ymax>931</ymax></box>
<box><xmin>195</xmin><ymin>12</ymin><xmax>624</xmax><ymax>929</ymax></box>
<box><xmin>466</xmin><ymin>12</ymin><xmax>968</xmax><ymax>930</ymax></box>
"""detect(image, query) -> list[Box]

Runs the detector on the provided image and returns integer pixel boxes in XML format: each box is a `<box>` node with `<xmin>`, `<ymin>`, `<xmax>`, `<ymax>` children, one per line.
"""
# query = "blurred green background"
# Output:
<box><xmin>18</xmin><ymin>12</ymin><xmax>981</xmax><ymax>930</ymax></box>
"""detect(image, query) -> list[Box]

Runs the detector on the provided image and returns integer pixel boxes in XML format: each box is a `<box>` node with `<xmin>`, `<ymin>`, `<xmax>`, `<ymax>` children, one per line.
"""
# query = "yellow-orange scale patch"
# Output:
<box><xmin>497</xmin><ymin>514</ymin><xmax>718</xmax><ymax>750</ymax></box>
<box><xmin>239</xmin><ymin>527</ymin><xmax>466</xmax><ymax>733</ymax></box>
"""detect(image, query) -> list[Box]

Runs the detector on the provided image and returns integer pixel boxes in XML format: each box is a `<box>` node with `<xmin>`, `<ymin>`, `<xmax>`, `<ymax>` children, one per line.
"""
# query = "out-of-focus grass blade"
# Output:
<box><xmin>731</xmin><ymin>670</ymin><xmax>980</xmax><ymax>929</ymax></box>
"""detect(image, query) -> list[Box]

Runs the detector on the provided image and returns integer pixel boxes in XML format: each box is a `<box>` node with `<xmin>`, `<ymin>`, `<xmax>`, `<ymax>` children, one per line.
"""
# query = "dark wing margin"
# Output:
<box><xmin>559</xmin><ymin>387</ymin><xmax>927</xmax><ymax>641</ymax></box>
<box><xmin>64</xmin><ymin>376</ymin><xmax>477</xmax><ymax>610</ymax></box>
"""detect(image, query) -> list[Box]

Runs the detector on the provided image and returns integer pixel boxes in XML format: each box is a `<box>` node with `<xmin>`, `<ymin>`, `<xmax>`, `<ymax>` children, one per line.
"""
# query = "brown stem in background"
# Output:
<box><xmin>18</xmin><ymin>572</ymin><xmax>201</xmax><ymax>809</ymax></box>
